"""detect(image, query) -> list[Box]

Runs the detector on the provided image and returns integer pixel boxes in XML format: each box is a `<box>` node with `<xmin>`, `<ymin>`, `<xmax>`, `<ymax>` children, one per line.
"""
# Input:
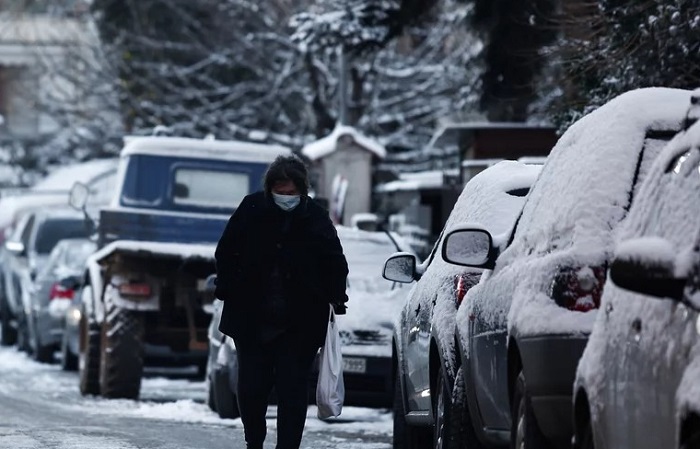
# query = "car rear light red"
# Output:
<box><xmin>454</xmin><ymin>273</ymin><xmax>480</xmax><ymax>308</ymax></box>
<box><xmin>454</xmin><ymin>275</ymin><xmax>468</xmax><ymax>307</ymax></box>
<box><xmin>118</xmin><ymin>283</ymin><xmax>152</xmax><ymax>297</ymax></box>
<box><xmin>49</xmin><ymin>283</ymin><xmax>75</xmax><ymax>301</ymax></box>
<box><xmin>549</xmin><ymin>266</ymin><xmax>606</xmax><ymax>312</ymax></box>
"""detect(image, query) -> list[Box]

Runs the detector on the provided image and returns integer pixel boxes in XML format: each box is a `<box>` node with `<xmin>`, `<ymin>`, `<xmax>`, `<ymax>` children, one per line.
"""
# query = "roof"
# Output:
<box><xmin>375</xmin><ymin>169</ymin><xmax>459</xmax><ymax>193</ymax></box>
<box><xmin>428</xmin><ymin>121</ymin><xmax>557</xmax><ymax>149</ymax></box>
<box><xmin>301</xmin><ymin>125</ymin><xmax>386</xmax><ymax>161</ymax></box>
<box><xmin>121</xmin><ymin>136</ymin><xmax>292</xmax><ymax>164</ymax></box>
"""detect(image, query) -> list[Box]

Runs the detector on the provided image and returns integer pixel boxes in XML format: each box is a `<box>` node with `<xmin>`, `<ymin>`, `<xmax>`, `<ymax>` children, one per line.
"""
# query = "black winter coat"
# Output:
<box><xmin>214</xmin><ymin>191</ymin><xmax>349</xmax><ymax>348</ymax></box>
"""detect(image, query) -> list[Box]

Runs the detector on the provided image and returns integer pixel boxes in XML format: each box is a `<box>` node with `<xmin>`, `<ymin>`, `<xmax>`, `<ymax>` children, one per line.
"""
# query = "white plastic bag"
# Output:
<box><xmin>316</xmin><ymin>305</ymin><xmax>345</xmax><ymax>419</ymax></box>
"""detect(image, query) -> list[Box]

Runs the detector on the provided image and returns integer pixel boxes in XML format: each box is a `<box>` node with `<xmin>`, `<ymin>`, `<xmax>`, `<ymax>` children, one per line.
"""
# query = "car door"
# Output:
<box><xmin>468</xmin><ymin>236</ymin><xmax>521</xmax><ymax>431</ymax></box>
<box><xmin>403</xmin><ymin>236</ymin><xmax>442</xmax><ymax>412</ymax></box>
<box><xmin>4</xmin><ymin>213</ymin><xmax>35</xmax><ymax>315</ymax></box>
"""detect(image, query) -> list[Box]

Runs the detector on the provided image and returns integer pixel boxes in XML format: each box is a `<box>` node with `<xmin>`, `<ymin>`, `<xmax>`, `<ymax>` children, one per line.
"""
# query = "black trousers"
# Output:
<box><xmin>235</xmin><ymin>332</ymin><xmax>319</xmax><ymax>449</ymax></box>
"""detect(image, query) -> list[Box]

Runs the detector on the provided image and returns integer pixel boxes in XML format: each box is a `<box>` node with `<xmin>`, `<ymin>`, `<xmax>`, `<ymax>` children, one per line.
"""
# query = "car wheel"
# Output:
<box><xmin>511</xmin><ymin>371</ymin><xmax>552</xmax><ymax>449</ymax></box>
<box><xmin>393</xmin><ymin>369</ymin><xmax>432</xmax><ymax>449</ymax></box>
<box><xmin>60</xmin><ymin>330</ymin><xmax>78</xmax><ymax>371</ymax></box>
<box><xmin>450</xmin><ymin>366</ymin><xmax>486</xmax><ymax>449</ymax></box>
<box><xmin>99</xmin><ymin>297</ymin><xmax>144</xmax><ymax>399</ymax></box>
<box><xmin>16</xmin><ymin>312</ymin><xmax>31</xmax><ymax>353</ymax></box>
<box><xmin>31</xmin><ymin>316</ymin><xmax>54</xmax><ymax>363</ymax></box>
<box><xmin>0</xmin><ymin>297</ymin><xmax>17</xmax><ymax>346</ymax></box>
<box><xmin>79</xmin><ymin>313</ymin><xmax>101</xmax><ymax>396</ymax></box>
<box><xmin>433</xmin><ymin>365</ymin><xmax>454</xmax><ymax>449</ymax></box>
<box><xmin>578</xmin><ymin>419</ymin><xmax>595</xmax><ymax>449</ymax></box>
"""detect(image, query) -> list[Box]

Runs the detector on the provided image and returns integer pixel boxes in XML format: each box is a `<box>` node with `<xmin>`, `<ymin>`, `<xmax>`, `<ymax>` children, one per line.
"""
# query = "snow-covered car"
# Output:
<box><xmin>382</xmin><ymin>160</ymin><xmax>541</xmax><ymax>449</ymax></box>
<box><xmin>442</xmin><ymin>87</ymin><xmax>692</xmax><ymax>449</ymax></box>
<box><xmin>26</xmin><ymin>238</ymin><xmax>96</xmax><ymax>364</ymax></box>
<box><xmin>1</xmin><ymin>208</ymin><xmax>92</xmax><ymax>352</ymax></box>
<box><xmin>573</xmin><ymin>95</ymin><xmax>700</xmax><ymax>449</ymax></box>
<box><xmin>323</xmin><ymin>225</ymin><xmax>415</xmax><ymax>408</ymax></box>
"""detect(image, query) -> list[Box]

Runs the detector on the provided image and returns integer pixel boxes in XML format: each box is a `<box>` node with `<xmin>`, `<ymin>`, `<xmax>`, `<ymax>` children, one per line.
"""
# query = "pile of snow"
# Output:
<box><xmin>302</xmin><ymin>125</ymin><xmax>386</xmax><ymax>161</ymax></box>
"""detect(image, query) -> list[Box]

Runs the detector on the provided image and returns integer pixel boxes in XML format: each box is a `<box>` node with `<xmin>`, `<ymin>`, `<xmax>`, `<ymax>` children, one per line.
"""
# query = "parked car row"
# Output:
<box><xmin>0</xmin><ymin>157</ymin><xmax>117</xmax><ymax>365</ymax></box>
<box><xmin>383</xmin><ymin>87</ymin><xmax>700</xmax><ymax>449</ymax></box>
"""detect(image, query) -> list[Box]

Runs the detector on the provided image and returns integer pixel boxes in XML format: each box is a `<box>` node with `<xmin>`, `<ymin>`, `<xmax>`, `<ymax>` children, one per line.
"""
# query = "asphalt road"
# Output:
<box><xmin>0</xmin><ymin>346</ymin><xmax>392</xmax><ymax>449</ymax></box>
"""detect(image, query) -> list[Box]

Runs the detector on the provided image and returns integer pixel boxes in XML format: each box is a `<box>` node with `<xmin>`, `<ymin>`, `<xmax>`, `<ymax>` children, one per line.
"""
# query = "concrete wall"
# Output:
<box><xmin>318</xmin><ymin>140</ymin><xmax>372</xmax><ymax>226</ymax></box>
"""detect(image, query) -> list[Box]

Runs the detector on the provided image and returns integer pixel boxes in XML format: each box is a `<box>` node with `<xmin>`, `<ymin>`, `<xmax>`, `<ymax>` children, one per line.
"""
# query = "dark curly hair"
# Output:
<box><xmin>263</xmin><ymin>154</ymin><xmax>310</xmax><ymax>196</ymax></box>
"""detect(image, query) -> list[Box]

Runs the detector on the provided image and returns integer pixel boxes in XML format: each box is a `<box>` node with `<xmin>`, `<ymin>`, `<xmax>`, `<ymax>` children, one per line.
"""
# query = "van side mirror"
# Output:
<box><xmin>610</xmin><ymin>237</ymin><xmax>686</xmax><ymax>300</ymax></box>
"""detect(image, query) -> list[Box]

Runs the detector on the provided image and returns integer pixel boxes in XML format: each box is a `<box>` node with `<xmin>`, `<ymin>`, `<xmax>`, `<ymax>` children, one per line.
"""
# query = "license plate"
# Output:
<box><xmin>343</xmin><ymin>357</ymin><xmax>366</xmax><ymax>374</ymax></box>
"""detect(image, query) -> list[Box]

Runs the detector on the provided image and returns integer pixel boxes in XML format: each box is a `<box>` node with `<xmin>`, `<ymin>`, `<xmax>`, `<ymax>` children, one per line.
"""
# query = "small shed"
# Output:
<box><xmin>302</xmin><ymin>125</ymin><xmax>386</xmax><ymax>226</ymax></box>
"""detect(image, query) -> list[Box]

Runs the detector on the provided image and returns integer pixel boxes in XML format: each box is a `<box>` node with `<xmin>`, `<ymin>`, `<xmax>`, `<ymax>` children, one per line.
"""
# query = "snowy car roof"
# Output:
<box><xmin>121</xmin><ymin>136</ymin><xmax>292</xmax><ymax>164</ymax></box>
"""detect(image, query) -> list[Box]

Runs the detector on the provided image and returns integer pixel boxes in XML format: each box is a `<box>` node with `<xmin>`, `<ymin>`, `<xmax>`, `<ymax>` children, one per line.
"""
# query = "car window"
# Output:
<box><xmin>629</xmin><ymin>133</ymin><xmax>676</xmax><ymax>206</ymax></box>
<box><xmin>63</xmin><ymin>241</ymin><xmax>96</xmax><ymax>270</ymax></box>
<box><xmin>33</xmin><ymin>219</ymin><xmax>90</xmax><ymax>254</ymax></box>
<box><xmin>172</xmin><ymin>168</ymin><xmax>249</xmax><ymax>209</ymax></box>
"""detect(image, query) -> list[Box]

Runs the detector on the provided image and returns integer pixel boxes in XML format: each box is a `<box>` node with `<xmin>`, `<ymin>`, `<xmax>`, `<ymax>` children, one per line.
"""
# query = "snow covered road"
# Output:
<box><xmin>0</xmin><ymin>347</ymin><xmax>392</xmax><ymax>448</ymax></box>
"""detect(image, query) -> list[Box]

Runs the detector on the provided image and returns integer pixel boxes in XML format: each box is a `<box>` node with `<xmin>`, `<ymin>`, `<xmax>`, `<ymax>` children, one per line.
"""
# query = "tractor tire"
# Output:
<box><xmin>99</xmin><ymin>294</ymin><xmax>144</xmax><ymax>400</ymax></box>
<box><xmin>79</xmin><ymin>313</ymin><xmax>101</xmax><ymax>396</ymax></box>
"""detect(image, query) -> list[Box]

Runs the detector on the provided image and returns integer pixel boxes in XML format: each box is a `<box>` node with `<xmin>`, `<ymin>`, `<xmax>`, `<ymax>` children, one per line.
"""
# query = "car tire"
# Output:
<box><xmin>511</xmin><ymin>371</ymin><xmax>552</xmax><ymax>449</ymax></box>
<box><xmin>578</xmin><ymin>419</ymin><xmax>595</xmax><ymax>449</ymax></box>
<box><xmin>433</xmin><ymin>365</ymin><xmax>455</xmax><ymax>449</ymax></box>
<box><xmin>79</xmin><ymin>313</ymin><xmax>101</xmax><ymax>396</ymax></box>
<box><xmin>61</xmin><ymin>330</ymin><xmax>78</xmax><ymax>371</ymax></box>
<box><xmin>99</xmin><ymin>296</ymin><xmax>144</xmax><ymax>400</ymax></box>
<box><xmin>16</xmin><ymin>311</ymin><xmax>31</xmax><ymax>353</ymax></box>
<box><xmin>393</xmin><ymin>369</ymin><xmax>432</xmax><ymax>449</ymax></box>
<box><xmin>450</xmin><ymin>366</ymin><xmax>486</xmax><ymax>449</ymax></box>
<box><xmin>206</xmin><ymin>373</ymin><xmax>217</xmax><ymax>412</ymax></box>
<box><xmin>681</xmin><ymin>426</ymin><xmax>700</xmax><ymax>449</ymax></box>
<box><xmin>0</xmin><ymin>296</ymin><xmax>17</xmax><ymax>346</ymax></box>
<box><xmin>31</xmin><ymin>315</ymin><xmax>54</xmax><ymax>363</ymax></box>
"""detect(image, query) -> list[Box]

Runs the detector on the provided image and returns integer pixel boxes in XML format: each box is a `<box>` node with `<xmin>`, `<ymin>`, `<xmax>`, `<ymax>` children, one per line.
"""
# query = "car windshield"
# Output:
<box><xmin>35</xmin><ymin>219</ymin><xmax>90</xmax><ymax>254</ymax></box>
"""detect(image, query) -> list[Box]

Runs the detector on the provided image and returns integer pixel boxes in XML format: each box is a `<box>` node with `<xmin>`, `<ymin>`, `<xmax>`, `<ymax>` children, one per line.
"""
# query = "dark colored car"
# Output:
<box><xmin>573</xmin><ymin>93</ymin><xmax>700</xmax><ymax>449</ymax></box>
<box><xmin>26</xmin><ymin>238</ymin><xmax>96</xmax><ymax>363</ymax></box>
<box><xmin>1</xmin><ymin>208</ymin><xmax>93</xmax><ymax>353</ymax></box>
<box><xmin>442</xmin><ymin>88</ymin><xmax>691</xmax><ymax>449</ymax></box>
<box><xmin>382</xmin><ymin>160</ymin><xmax>541</xmax><ymax>449</ymax></box>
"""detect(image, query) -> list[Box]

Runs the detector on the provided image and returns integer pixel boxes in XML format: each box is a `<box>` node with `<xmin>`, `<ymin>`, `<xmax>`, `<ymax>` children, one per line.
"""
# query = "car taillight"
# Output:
<box><xmin>549</xmin><ymin>265</ymin><xmax>606</xmax><ymax>312</ymax></box>
<box><xmin>454</xmin><ymin>275</ymin><xmax>468</xmax><ymax>308</ymax></box>
<box><xmin>118</xmin><ymin>283</ymin><xmax>152</xmax><ymax>297</ymax></box>
<box><xmin>49</xmin><ymin>283</ymin><xmax>75</xmax><ymax>301</ymax></box>
<box><xmin>454</xmin><ymin>273</ymin><xmax>479</xmax><ymax>308</ymax></box>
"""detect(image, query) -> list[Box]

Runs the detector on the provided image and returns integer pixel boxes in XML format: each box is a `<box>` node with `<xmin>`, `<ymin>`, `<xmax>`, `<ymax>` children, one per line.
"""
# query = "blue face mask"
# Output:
<box><xmin>272</xmin><ymin>193</ymin><xmax>301</xmax><ymax>211</ymax></box>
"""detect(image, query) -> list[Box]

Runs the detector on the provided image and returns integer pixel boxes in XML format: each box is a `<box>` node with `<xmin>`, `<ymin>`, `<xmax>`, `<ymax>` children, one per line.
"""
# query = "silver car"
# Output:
<box><xmin>27</xmin><ymin>238</ymin><xmax>96</xmax><ymax>363</ymax></box>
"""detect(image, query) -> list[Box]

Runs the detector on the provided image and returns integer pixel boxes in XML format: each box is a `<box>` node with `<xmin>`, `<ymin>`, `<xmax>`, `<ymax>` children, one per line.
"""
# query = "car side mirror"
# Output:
<box><xmin>5</xmin><ymin>241</ymin><xmax>26</xmax><ymax>257</ymax></box>
<box><xmin>442</xmin><ymin>228</ymin><xmax>496</xmax><ymax>269</ymax></box>
<box><xmin>610</xmin><ymin>237</ymin><xmax>686</xmax><ymax>300</ymax></box>
<box><xmin>383</xmin><ymin>253</ymin><xmax>417</xmax><ymax>283</ymax></box>
<box><xmin>69</xmin><ymin>182</ymin><xmax>90</xmax><ymax>211</ymax></box>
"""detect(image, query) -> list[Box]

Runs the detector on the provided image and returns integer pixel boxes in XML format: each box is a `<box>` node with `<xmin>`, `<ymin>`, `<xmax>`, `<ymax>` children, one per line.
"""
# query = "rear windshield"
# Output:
<box><xmin>35</xmin><ymin>219</ymin><xmax>90</xmax><ymax>254</ymax></box>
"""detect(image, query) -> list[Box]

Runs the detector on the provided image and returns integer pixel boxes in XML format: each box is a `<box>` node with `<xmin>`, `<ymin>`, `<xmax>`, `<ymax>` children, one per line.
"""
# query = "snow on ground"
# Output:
<box><xmin>0</xmin><ymin>346</ymin><xmax>391</xmax><ymax>441</ymax></box>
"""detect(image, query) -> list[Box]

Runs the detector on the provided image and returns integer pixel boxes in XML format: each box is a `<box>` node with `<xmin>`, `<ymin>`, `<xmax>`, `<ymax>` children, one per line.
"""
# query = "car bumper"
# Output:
<box><xmin>518</xmin><ymin>334</ymin><xmax>589</xmax><ymax>446</ymax></box>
